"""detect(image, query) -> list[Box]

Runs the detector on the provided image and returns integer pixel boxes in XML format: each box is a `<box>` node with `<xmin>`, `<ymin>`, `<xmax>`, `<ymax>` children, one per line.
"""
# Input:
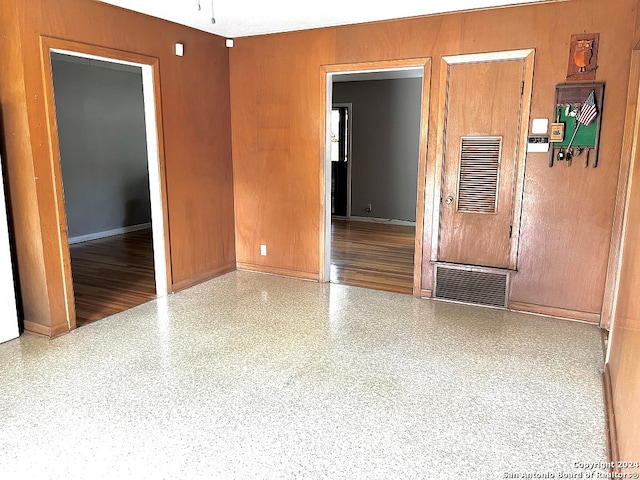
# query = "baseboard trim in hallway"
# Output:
<box><xmin>603</xmin><ymin>364</ymin><xmax>620</xmax><ymax>474</ymax></box>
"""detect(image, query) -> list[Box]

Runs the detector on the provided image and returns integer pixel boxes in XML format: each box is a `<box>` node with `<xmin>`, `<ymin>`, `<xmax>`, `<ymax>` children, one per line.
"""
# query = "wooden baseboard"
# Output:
<box><xmin>68</xmin><ymin>222</ymin><xmax>151</xmax><ymax>244</ymax></box>
<box><xmin>509</xmin><ymin>301</ymin><xmax>601</xmax><ymax>324</ymax></box>
<box><xmin>236</xmin><ymin>262</ymin><xmax>319</xmax><ymax>281</ymax></box>
<box><xmin>420</xmin><ymin>288</ymin><xmax>432</xmax><ymax>298</ymax></box>
<box><xmin>603</xmin><ymin>364</ymin><xmax>620</xmax><ymax>474</ymax></box>
<box><xmin>171</xmin><ymin>262</ymin><xmax>236</xmax><ymax>292</ymax></box>
<box><xmin>23</xmin><ymin>320</ymin><xmax>52</xmax><ymax>338</ymax></box>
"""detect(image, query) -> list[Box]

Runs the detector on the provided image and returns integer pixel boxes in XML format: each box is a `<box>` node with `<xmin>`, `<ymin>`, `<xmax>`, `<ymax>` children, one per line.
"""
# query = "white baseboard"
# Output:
<box><xmin>339</xmin><ymin>216</ymin><xmax>416</xmax><ymax>227</ymax></box>
<box><xmin>68</xmin><ymin>222</ymin><xmax>151</xmax><ymax>245</ymax></box>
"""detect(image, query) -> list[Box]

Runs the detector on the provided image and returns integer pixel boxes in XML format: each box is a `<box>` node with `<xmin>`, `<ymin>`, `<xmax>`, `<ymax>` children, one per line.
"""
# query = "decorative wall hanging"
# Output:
<box><xmin>549</xmin><ymin>83</ymin><xmax>604</xmax><ymax>168</ymax></box>
<box><xmin>566</xmin><ymin>33</ymin><xmax>599</xmax><ymax>81</ymax></box>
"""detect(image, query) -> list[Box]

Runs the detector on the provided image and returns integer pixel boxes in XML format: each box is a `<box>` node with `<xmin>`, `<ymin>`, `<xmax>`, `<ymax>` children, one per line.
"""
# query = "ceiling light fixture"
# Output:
<box><xmin>211</xmin><ymin>1</ymin><xmax>216</xmax><ymax>24</ymax></box>
<box><xmin>197</xmin><ymin>0</ymin><xmax>201</xmax><ymax>11</ymax></box>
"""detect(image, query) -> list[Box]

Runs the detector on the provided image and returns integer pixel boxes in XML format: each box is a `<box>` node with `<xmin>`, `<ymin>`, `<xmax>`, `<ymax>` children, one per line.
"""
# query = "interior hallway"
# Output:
<box><xmin>330</xmin><ymin>219</ymin><xmax>415</xmax><ymax>294</ymax></box>
<box><xmin>0</xmin><ymin>271</ymin><xmax>607</xmax><ymax>479</ymax></box>
<box><xmin>69</xmin><ymin>229</ymin><xmax>155</xmax><ymax>327</ymax></box>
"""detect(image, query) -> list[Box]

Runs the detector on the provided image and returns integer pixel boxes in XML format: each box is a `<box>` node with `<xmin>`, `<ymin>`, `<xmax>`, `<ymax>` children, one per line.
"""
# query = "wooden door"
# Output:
<box><xmin>436</xmin><ymin>51</ymin><xmax>534</xmax><ymax>269</ymax></box>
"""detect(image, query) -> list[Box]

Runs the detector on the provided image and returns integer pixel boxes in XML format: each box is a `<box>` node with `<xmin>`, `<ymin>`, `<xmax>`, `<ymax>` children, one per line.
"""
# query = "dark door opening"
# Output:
<box><xmin>331</xmin><ymin>106</ymin><xmax>349</xmax><ymax>217</ymax></box>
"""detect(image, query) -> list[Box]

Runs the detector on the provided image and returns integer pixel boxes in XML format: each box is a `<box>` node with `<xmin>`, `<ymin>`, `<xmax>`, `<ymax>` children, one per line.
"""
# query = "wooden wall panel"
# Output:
<box><xmin>0</xmin><ymin>0</ymin><xmax>235</xmax><ymax>335</ymax></box>
<box><xmin>607</xmin><ymin>133</ymin><xmax>640</xmax><ymax>475</ymax></box>
<box><xmin>607</xmin><ymin>186</ymin><xmax>640</xmax><ymax>471</ymax></box>
<box><xmin>230</xmin><ymin>30</ymin><xmax>336</xmax><ymax>278</ymax></box>
<box><xmin>0</xmin><ymin>0</ymin><xmax>51</xmax><ymax>332</ymax></box>
<box><xmin>230</xmin><ymin>0</ymin><xmax>637</xmax><ymax>321</ymax></box>
<box><xmin>337</xmin><ymin>0</ymin><xmax>636</xmax><ymax>319</ymax></box>
<box><xmin>606</xmin><ymin>47</ymin><xmax>640</xmax><ymax>475</ymax></box>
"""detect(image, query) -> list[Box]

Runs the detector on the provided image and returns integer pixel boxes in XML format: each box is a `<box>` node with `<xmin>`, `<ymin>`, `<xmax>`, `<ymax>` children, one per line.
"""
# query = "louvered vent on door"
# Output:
<box><xmin>435</xmin><ymin>264</ymin><xmax>508</xmax><ymax>308</ymax></box>
<box><xmin>457</xmin><ymin>136</ymin><xmax>502</xmax><ymax>213</ymax></box>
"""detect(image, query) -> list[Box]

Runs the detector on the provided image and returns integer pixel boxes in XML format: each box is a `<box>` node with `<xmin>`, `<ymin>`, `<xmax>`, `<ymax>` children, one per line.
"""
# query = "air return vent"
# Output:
<box><xmin>458</xmin><ymin>136</ymin><xmax>502</xmax><ymax>214</ymax></box>
<box><xmin>434</xmin><ymin>264</ymin><xmax>509</xmax><ymax>308</ymax></box>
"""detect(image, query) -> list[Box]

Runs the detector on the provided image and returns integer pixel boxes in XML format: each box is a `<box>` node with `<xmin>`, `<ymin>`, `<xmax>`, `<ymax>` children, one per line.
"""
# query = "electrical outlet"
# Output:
<box><xmin>260</xmin><ymin>244</ymin><xmax>267</xmax><ymax>256</ymax></box>
<box><xmin>366</xmin><ymin>204</ymin><xmax>372</xmax><ymax>213</ymax></box>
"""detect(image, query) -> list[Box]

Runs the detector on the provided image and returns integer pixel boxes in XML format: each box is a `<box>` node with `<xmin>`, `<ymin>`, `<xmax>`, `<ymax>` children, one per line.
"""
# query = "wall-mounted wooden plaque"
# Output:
<box><xmin>566</xmin><ymin>33</ymin><xmax>599</xmax><ymax>81</ymax></box>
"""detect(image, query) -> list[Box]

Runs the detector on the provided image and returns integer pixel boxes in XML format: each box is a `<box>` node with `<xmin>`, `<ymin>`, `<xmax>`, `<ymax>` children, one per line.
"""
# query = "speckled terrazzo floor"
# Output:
<box><xmin>0</xmin><ymin>271</ymin><xmax>608</xmax><ymax>479</ymax></box>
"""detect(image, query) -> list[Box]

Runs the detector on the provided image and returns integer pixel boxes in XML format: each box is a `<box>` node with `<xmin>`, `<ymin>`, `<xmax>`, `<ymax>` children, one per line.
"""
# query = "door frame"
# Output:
<box><xmin>320</xmin><ymin>58</ymin><xmax>432</xmax><ymax>295</ymax></box>
<box><xmin>331</xmin><ymin>102</ymin><xmax>353</xmax><ymax>218</ymax></box>
<box><xmin>40</xmin><ymin>37</ymin><xmax>171</xmax><ymax>331</ymax></box>
<box><xmin>430</xmin><ymin>49</ymin><xmax>535</xmax><ymax>270</ymax></box>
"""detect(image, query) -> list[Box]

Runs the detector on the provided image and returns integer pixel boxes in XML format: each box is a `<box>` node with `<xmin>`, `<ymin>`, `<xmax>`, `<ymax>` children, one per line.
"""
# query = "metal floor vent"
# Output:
<box><xmin>435</xmin><ymin>264</ymin><xmax>508</xmax><ymax>308</ymax></box>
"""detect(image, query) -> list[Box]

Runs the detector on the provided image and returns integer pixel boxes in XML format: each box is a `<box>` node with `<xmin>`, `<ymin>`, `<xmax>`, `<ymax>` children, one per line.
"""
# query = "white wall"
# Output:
<box><xmin>0</xmin><ymin>155</ymin><xmax>19</xmax><ymax>343</ymax></box>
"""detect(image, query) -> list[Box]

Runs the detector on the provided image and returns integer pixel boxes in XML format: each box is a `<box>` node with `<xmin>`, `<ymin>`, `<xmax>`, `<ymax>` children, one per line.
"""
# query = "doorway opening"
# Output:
<box><xmin>330</xmin><ymin>103</ymin><xmax>352</xmax><ymax>217</ymax></box>
<box><xmin>322</xmin><ymin>61</ymin><xmax>430</xmax><ymax>295</ymax></box>
<box><xmin>48</xmin><ymin>49</ymin><xmax>167</xmax><ymax>327</ymax></box>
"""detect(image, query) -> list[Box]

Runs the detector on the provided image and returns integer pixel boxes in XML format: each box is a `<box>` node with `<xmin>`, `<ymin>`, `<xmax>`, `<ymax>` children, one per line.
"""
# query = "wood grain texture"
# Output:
<box><xmin>607</xmin><ymin>44</ymin><xmax>640</xmax><ymax>474</ymax></box>
<box><xmin>0</xmin><ymin>0</ymin><xmax>235</xmax><ymax>335</ymax></box>
<box><xmin>230</xmin><ymin>0</ymin><xmax>637</xmax><ymax>321</ymax></box>
<box><xmin>509</xmin><ymin>301</ymin><xmax>600</xmax><ymax>324</ymax></box>
<box><xmin>601</xmin><ymin>50</ymin><xmax>640</xmax><ymax>330</ymax></box>
<box><xmin>602</xmin><ymin>365</ymin><xmax>620</xmax><ymax>474</ymax></box>
<box><xmin>330</xmin><ymin>220</ymin><xmax>414</xmax><ymax>294</ymax></box>
<box><xmin>437</xmin><ymin>54</ymin><xmax>531</xmax><ymax>269</ymax></box>
<box><xmin>230</xmin><ymin>29</ymin><xmax>336</xmax><ymax>278</ymax></box>
<box><xmin>69</xmin><ymin>230</ymin><xmax>155</xmax><ymax>327</ymax></box>
<box><xmin>0</xmin><ymin>0</ymin><xmax>52</xmax><ymax>335</ymax></box>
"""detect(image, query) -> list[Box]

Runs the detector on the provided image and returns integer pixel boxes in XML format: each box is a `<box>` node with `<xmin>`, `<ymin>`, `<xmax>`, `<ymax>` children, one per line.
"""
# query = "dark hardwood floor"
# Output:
<box><xmin>330</xmin><ymin>219</ymin><xmax>415</xmax><ymax>294</ymax></box>
<box><xmin>69</xmin><ymin>222</ymin><xmax>413</xmax><ymax>327</ymax></box>
<box><xmin>69</xmin><ymin>228</ymin><xmax>156</xmax><ymax>327</ymax></box>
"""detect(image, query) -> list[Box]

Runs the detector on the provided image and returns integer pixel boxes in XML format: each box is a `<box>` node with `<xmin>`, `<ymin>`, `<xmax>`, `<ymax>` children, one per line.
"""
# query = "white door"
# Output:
<box><xmin>0</xmin><ymin>155</ymin><xmax>19</xmax><ymax>343</ymax></box>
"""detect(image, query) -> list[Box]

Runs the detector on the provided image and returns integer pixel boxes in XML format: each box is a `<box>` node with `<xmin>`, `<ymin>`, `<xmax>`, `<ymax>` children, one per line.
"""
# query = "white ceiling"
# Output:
<box><xmin>99</xmin><ymin>0</ymin><xmax>554</xmax><ymax>38</ymax></box>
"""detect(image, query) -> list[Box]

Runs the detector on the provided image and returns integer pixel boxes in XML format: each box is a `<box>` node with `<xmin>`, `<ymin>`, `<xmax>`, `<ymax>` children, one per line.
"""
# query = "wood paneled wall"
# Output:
<box><xmin>606</xmin><ymin>49</ymin><xmax>640</xmax><ymax>474</ymax></box>
<box><xmin>0</xmin><ymin>0</ymin><xmax>235</xmax><ymax>336</ymax></box>
<box><xmin>230</xmin><ymin>30</ymin><xmax>336</xmax><ymax>278</ymax></box>
<box><xmin>230</xmin><ymin>0</ymin><xmax>637</xmax><ymax>321</ymax></box>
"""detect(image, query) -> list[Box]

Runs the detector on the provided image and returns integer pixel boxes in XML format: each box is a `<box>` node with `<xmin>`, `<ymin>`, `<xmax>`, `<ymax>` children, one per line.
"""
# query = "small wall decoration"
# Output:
<box><xmin>550</xmin><ymin>83</ymin><xmax>604</xmax><ymax>168</ymax></box>
<box><xmin>566</xmin><ymin>33</ymin><xmax>599</xmax><ymax>81</ymax></box>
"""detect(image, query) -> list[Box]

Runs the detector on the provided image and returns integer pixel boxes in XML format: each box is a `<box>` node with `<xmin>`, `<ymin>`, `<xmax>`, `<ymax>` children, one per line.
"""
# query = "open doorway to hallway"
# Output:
<box><xmin>49</xmin><ymin>51</ymin><xmax>167</xmax><ymax>327</ymax></box>
<box><xmin>325</xmin><ymin>67</ymin><xmax>425</xmax><ymax>295</ymax></box>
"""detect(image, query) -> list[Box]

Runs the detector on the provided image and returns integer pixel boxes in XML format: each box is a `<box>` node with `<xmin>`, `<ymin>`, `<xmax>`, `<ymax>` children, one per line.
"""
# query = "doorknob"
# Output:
<box><xmin>445</xmin><ymin>195</ymin><xmax>454</xmax><ymax>205</ymax></box>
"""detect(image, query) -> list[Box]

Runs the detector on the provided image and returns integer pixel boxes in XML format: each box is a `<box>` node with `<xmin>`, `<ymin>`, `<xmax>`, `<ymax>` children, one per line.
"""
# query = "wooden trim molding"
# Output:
<box><xmin>23</xmin><ymin>320</ymin><xmax>52</xmax><ymax>338</ymax></box>
<box><xmin>237</xmin><ymin>262</ymin><xmax>319</xmax><ymax>282</ymax></box>
<box><xmin>420</xmin><ymin>289</ymin><xmax>433</xmax><ymax>298</ymax></box>
<box><xmin>320</xmin><ymin>57</ymin><xmax>432</xmax><ymax>297</ymax></box>
<box><xmin>413</xmin><ymin>60</ymin><xmax>432</xmax><ymax>296</ymax></box>
<box><xmin>172</xmin><ymin>263</ymin><xmax>236</xmax><ymax>292</ymax></box>
<box><xmin>39</xmin><ymin>36</ymin><xmax>77</xmax><ymax>332</ymax></box>
<box><xmin>510</xmin><ymin>301</ymin><xmax>600</xmax><ymax>324</ymax></box>
<box><xmin>603</xmin><ymin>364</ymin><xmax>620</xmax><ymax>473</ymax></box>
<box><xmin>38</xmin><ymin>36</ymin><xmax>172</xmax><ymax>332</ymax></box>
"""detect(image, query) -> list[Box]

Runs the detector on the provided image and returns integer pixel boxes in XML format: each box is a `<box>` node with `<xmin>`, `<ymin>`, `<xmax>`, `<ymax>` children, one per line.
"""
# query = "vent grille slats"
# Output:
<box><xmin>458</xmin><ymin>137</ymin><xmax>502</xmax><ymax>214</ymax></box>
<box><xmin>435</xmin><ymin>265</ymin><xmax>508</xmax><ymax>308</ymax></box>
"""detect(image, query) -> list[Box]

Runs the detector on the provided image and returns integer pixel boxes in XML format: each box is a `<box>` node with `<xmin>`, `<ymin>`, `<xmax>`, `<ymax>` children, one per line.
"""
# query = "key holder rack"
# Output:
<box><xmin>550</xmin><ymin>83</ymin><xmax>604</xmax><ymax>168</ymax></box>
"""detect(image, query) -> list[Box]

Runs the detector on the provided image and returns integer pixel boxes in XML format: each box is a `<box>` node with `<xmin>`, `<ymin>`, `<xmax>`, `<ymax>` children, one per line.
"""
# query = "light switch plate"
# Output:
<box><xmin>531</xmin><ymin>118</ymin><xmax>549</xmax><ymax>134</ymax></box>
